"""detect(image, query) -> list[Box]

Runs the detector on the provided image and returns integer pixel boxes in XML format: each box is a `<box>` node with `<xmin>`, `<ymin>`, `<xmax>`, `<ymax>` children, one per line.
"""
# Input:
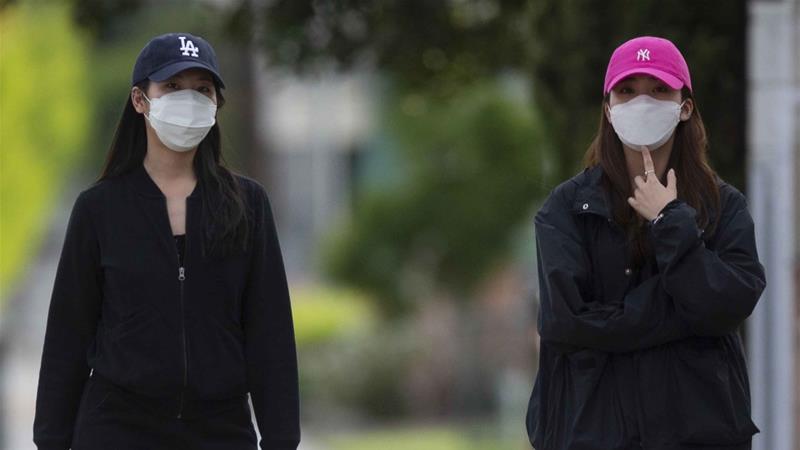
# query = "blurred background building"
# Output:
<box><xmin>747</xmin><ymin>1</ymin><xmax>798</xmax><ymax>450</ymax></box>
<box><xmin>0</xmin><ymin>0</ymin><xmax>797</xmax><ymax>449</ymax></box>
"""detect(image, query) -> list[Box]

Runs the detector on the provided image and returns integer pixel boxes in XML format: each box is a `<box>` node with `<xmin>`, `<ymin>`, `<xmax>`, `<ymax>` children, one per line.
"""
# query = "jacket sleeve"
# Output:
<box><xmin>242</xmin><ymin>183</ymin><xmax>300</xmax><ymax>450</ymax></box>
<box><xmin>33</xmin><ymin>191</ymin><xmax>102</xmax><ymax>450</ymax></box>
<box><xmin>536</xmin><ymin>186</ymin><xmax>692</xmax><ymax>353</ymax></box>
<box><xmin>649</xmin><ymin>190</ymin><xmax>766</xmax><ymax>336</ymax></box>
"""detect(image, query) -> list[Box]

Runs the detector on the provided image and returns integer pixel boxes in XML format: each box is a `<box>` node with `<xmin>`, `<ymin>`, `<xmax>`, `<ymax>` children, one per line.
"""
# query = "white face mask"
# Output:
<box><xmin>608</xmin><ymin>95</ymin><xmax>686</xmax><ymax>151</ymax></box>
<box><xmin>142</xmin><ymin>89</ymin><xmax>217</xmax><ymax>152</ymax></box>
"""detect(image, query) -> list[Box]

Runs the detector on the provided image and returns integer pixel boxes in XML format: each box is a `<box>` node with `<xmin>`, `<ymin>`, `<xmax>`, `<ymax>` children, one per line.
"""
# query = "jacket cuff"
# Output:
<box><xmin>650</xmin><ymin>198</ymin><xmax>681</xmax><ymax>225</ymax></box>
<box><xmin>648</xmin><ymin>199</ymin><xmax>703</xmax><ymax>273</ymax></box>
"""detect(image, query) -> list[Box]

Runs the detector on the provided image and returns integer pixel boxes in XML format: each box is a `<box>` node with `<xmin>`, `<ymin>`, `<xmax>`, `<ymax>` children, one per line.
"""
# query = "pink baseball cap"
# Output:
<box><xmin>603</xmin><ymin>36</ymin><xmax>692</xmax><ymax>95</ymax></box>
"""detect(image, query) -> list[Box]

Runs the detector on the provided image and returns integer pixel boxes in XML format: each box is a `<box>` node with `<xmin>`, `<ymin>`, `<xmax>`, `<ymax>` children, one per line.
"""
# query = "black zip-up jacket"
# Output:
<box><xmin>33</xmin><ymin>163</ymin><xmax>300</xmax><ymax>450</ymax></box>
<box><xmin>526</xmin><ymin>165</ymin><xmax>766</xmax><ymax>450</ymax></box>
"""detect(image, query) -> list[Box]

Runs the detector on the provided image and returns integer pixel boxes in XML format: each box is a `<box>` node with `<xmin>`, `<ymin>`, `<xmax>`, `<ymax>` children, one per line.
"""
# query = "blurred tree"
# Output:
<box><xmin>325</xmin><ymin>82</ymin><xmax>551</xmax><ymax>314</ymax></box>
<box><xmin>0</xmin><ymin>2</ymin><xmax>92</xmax><ymax>304</ymax></box>
<box><xmin>229</xmin><ymin>0</ymin><xmax>530</xmax><ymax>96</ymax></box>
<box><xmin>68</xmin><ymin>0</ymin><xmax>141</xmax><ymax>37</ymax></box>
<box><xmin>238</xmin><ymin>0</ymin><xmax>746</xmax><ymax>185</ymax></box>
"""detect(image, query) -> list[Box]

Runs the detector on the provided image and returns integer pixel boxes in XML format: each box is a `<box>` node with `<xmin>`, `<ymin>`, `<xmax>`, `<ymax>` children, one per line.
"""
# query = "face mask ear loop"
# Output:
<box><xmin>138</xmin><ymin>89</ymin><xmax>152</xmax><ymax>120</ymax></box>
<box><xmin>678</xmin><ymin>99</ymin><xmax>688</xmax><ymax>121</ymax></box>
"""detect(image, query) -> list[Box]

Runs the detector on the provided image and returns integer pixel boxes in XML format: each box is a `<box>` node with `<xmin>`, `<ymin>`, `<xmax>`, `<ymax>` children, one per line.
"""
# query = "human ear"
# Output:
<box><xmin>131</xmin><ymin>87</ymin><xmax>148</xmax><ymax>114</ymax></box>
<box><xmin>679</xmin><ymin>98</ymin><xmax>694</xmax><ymax>121</ymax></box>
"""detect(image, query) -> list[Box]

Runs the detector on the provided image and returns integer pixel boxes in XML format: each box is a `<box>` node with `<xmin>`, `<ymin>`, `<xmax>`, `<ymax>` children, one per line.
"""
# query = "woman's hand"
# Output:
<box><xmin>627</xmin><ymin>147</ymin><xmax>677</xmax><ymax>221</ymax></box>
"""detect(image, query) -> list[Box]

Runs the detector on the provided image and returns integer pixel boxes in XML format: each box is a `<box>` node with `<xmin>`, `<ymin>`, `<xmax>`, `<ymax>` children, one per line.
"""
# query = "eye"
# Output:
<box><xmin>197</xmin><ymin>86</ymin><xmax>211</xmax><ymax>93</ymax></box>
<box><xmin>654</xmin><ymin>85</ymin><xmax>669</xmax><ymax>93</ymax></box>
<box><xmin>618</xmin><ymin>86</ymin><xmax>633</xmax><ymax>94</ymax></box>
<box><xmin>166</xmin><ymin>81</ymin><xmax>179</xmax><ymax>89</ymax></box>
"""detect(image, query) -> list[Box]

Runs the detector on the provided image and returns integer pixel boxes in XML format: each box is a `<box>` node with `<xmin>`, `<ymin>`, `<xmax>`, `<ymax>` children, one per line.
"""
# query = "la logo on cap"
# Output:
<box><xmin>178</xmin><ymin>36</ymin><xmax>199</xmax><ymax>57</ymax></box>
<box><xmin>636</xmin><ymin>48</ymin><xmax>651</xmax><ymax>61</ymax></box>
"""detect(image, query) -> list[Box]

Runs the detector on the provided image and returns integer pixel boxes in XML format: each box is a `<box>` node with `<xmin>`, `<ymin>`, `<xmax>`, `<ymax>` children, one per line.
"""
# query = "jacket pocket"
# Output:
<box><xmin>638</xmin><ymin>337</ymin><xmax>758</xmax><ymax>446</ymax></box>
<box><xmin>109</xmin><ymin>308</ymin><xmax>155</xmax><ymax>342</ymax></box>
<box><xmin>538</xmin><ymin>347</ymin><xmax>630</xmax><ymax>449</ymax></box>
<box><xmin>104</xmin><ymin>309</ymin><xmax>173</xmax><ymax>390</ymax></box>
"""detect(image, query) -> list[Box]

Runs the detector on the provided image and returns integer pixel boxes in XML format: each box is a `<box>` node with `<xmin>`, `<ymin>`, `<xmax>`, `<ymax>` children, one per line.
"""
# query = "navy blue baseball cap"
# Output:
<box><xmin>132</xmin><ymin>32</ymin><xmax>225</xmax><ymax>88</ymax></box>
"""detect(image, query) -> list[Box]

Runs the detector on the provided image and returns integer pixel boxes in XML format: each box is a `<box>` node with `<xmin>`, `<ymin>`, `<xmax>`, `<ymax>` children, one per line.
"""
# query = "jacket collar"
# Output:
<box><xmin>572</xmin><ymin>165</ymin><xmax>612</xmax><ymax>220</ymax></box>
<box><xmin>128</xmin><ymin>161</ymin><xmax>203</xmax><ymax>199</ymax></box>
<box><xmin>572</xmin><ymin>165</ymin><xmax>725</xmax><ymax>224</ymax></box>
<box><xmin>125</xmin><ymin>161</ymin><xmax>207</xmax><ymax>261</ymax></box>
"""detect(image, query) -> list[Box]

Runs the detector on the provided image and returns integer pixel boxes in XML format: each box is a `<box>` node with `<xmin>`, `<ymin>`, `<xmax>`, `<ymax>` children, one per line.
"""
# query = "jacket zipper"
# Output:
<box><xmin>165</xmin><ymin>196</ymin><xmax>191</xmax><ymax>419</ymax></box>
<box><xmin>175</xmin><ymin>198</ymin><xmax>190</xmax><ymax>419</ymax></box>
<box><xmin>176</xmin><ymin>264</ymin><xmax>187</xmax><ymax>418</ymax></box>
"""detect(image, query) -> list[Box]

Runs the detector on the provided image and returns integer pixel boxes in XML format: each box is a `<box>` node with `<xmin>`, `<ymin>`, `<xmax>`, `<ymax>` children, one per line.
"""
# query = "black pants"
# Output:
<box><xmin>70</xmin><ymin>373</ymin><xmax>257</xmax><ymax>450</ymax></box>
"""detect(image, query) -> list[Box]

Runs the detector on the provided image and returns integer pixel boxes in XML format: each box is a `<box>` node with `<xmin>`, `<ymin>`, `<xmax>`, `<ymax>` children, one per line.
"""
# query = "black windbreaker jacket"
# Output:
<box><xmin>33</xmin><ymin>163</ymin><xmax>300</xmax><ymax>450</ymax></box>
<box><xmin>526</xmin><ymin>165</ymin><xmax>766</xmax><ymax>450</ymax></box>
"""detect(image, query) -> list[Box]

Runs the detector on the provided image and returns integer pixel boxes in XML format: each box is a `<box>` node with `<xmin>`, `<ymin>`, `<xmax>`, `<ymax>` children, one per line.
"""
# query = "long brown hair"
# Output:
<box><xmin>583</xmin><ymin>88</ymin><xmax>720</xmax><ymax>270</ymax></box>
<box><xmin>97</xmin><ymin>80</ymin><xmax>251</xmax><ymax>259</ymax></box>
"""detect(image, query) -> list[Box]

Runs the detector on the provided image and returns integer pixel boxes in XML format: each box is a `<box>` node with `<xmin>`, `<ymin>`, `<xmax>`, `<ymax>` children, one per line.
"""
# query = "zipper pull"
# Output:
<box><xmin>178</xmin><ymin>266</ymin><xmax>185</xmax><ymax>281</ymax></box>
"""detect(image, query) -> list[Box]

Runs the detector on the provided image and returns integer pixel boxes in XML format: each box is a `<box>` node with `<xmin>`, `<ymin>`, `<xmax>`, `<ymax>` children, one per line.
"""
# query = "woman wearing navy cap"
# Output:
<box><xmin>525</xmin><ymin>36</ymin><xmax>765</xmax><ymax>449</ymax></box>
<box><xmin>33</xmin><ymin>32</ymin><xmax>300</xmax><ymax>450</ymax></box>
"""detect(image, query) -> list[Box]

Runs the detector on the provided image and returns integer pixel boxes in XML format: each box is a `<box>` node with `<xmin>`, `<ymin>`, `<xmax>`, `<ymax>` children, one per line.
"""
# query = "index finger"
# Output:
<box><xmin>641</xmin><ymin>147</ymin><xmax>655</xmax><ymax>176</ymax></box>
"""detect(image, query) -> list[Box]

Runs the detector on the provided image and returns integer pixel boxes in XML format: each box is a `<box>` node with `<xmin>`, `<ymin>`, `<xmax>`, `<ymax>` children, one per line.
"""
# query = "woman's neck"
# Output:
<box><xmin>142</xmin><ymin>145</ymin><xmax>197</xmax><ymax>197</ymax></box>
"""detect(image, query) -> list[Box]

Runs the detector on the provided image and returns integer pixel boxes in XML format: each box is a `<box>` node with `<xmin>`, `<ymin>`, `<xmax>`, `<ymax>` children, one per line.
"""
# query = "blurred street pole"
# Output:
<box><xmin>746</xmin><ymin>1</ymin><xmax>798</xmax><ymax>450</ymax></box>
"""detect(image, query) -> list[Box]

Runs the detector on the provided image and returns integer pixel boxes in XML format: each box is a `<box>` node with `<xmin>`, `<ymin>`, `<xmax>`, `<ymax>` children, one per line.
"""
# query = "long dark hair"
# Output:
<box><xmin>98</xmin><ymin>80</ymin><xmax>250</xmax><ymax>259</ymax></box>
<box><xmin>584</xmin><ymin>88</ymin><xmax>721</xmax><ymax>270</ymax></box>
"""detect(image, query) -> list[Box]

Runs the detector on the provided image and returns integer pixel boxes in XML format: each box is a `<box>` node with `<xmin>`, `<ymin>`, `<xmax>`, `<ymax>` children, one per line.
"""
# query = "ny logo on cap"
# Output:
<box><xmin>178</xmin><ymin>36</ymin><xmax>199</xmax><ymax>57</ymax></box>
<box><xmin>636</xmin><ymin>49</ymin><xmax>650</xmax><ymax>61</ymax></box>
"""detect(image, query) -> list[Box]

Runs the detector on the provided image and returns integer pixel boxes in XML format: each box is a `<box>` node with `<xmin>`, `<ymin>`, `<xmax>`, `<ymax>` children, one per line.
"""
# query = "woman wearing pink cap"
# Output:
<box><xmin>525</xmin><ymin>36</ymin><xmax>765</xmax><ymax>449</ymax></box>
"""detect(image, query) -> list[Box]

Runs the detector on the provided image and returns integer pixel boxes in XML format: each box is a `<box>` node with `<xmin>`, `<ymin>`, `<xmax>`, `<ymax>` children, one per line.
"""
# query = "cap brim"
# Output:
<box><xmin>605</xmin><ymin>68</ymin><xmax>682</xmax><ymax>94</ymax></box>
<box><xmin>148</xmin><ymin>61</ymin><xmax>226</xmax><ymax>89</ymax></box>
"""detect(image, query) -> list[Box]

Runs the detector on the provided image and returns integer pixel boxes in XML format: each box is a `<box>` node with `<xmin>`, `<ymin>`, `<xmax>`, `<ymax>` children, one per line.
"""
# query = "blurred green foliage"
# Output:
<box><xmin>246</xmin><ymin>0</ymin><xmax>747</xmax><ymax>185</ymax></box>
<box><xmin>324</xmin><ymin>81</ymin><xmax>550</xmax><ymax>315</ymax></box>
<box><xmin>232</xmin><ymin>0</ymin><xmax>529</xmax><ymax>94</ymax></box>
<box><xmin>0</xmin><ymin>1</ymin><xmax>92</xmax><ymax>305</ymax></box>
<box><xmin>297</xmin><ymin>290</ymin><xmax>416</xmax><ymax>419</ymax></box>
<box><xmin>68</xmin><ymin>0</ymin><xmax>139</xmax><ymax>36</ymax></box>
<box><xmin>291</xmin><ymin>284</ymin><xmax>376</xmax><ymax>347</ymax></box>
